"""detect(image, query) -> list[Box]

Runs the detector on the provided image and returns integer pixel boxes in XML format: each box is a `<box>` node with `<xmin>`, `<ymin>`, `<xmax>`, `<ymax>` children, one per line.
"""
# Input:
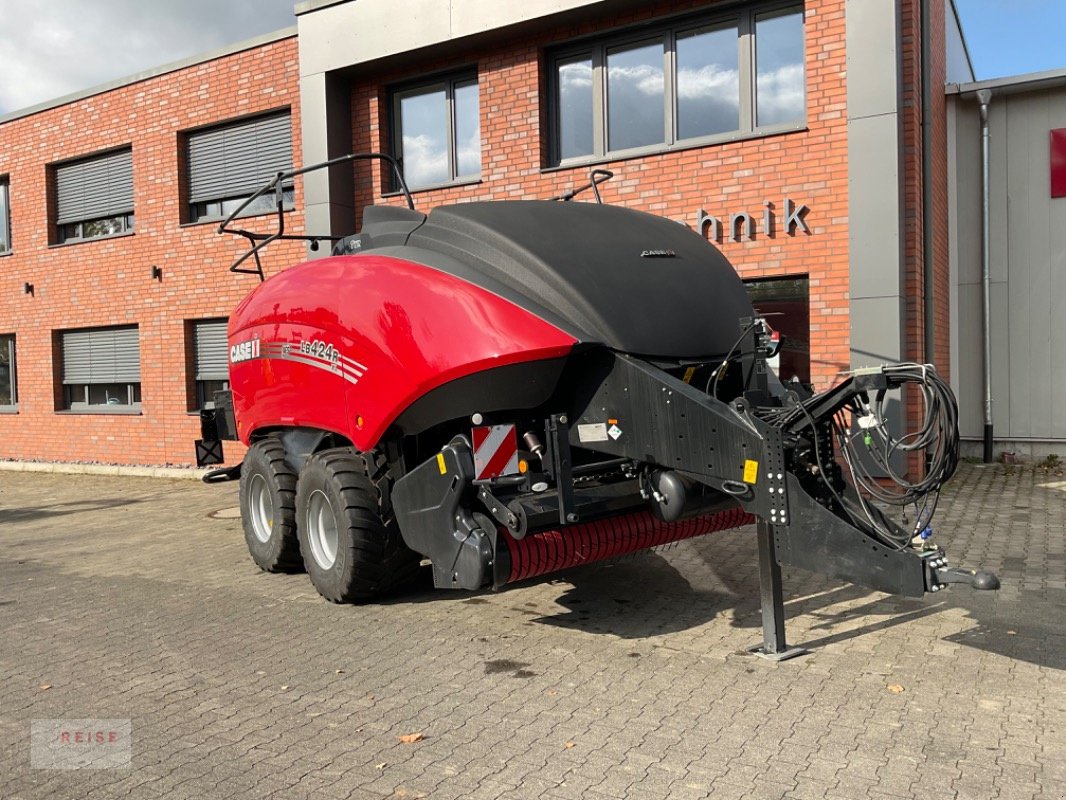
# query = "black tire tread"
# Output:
<box><xmin>240</xmin><ymin>438</ymin><xmax>302</xmax><ymax>573</ymax></box>
<box><xmin>298</xmin><ymin>448</ymin><xmax>421</xmax><ymax>602</ymax></box>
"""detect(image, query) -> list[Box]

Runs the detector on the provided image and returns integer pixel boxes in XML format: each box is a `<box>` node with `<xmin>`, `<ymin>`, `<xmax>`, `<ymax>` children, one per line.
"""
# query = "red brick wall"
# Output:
<box><xmin>899</xmin><ymin>0</ymin><xmax>950</xmax><ymax>475</ymax></box>
<box><xmin>929</xmin><ymin>0</ymin><xmax>952</xmax><ymax>375</ymax></box>
<box><xmin>898</xmin><ymin>0</ymin><xmax>950</xmax><ymax>376</ymax></box>
<box><xmin>0</xmin><ymin>36</ymin><xmax>302</xmax><ymax>467</ymax></box>
<box><xmin>350</xmin><ymin>0</ymin><xmax>851</xmax><ymax>391</ymax></box>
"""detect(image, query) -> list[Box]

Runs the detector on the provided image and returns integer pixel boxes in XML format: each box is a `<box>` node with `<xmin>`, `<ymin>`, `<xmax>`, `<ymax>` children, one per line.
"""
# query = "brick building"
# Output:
<box><xmin>0</xmin><ymin>31</ymin><xmax>302</xmax><ymax>466</ymax></box>
<box><xmin>0</xmin><ymin>0</ymin><xmax>972</xmax><ymax>467</ymax></box>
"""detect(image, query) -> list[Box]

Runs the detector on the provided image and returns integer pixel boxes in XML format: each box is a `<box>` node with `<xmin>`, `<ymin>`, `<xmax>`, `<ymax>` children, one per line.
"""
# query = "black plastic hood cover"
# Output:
<box><xmin>395</xmin><ymin>200</ymin><xmax>755</xmax><ymax>359</ymax></box>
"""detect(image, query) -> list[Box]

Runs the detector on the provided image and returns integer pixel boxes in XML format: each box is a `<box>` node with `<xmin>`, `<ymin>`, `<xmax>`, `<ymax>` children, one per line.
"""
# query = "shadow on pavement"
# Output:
<box><xmin>528</xmin><ymin>554</ymin><xmax>736</xmax><ymax>638</ymax></box>
<box><xmin>356</xmin><ymin>526</ymin><xmax>1066</xmax><ymax>671</ymax></box>
<box><xmin>941</xmin><ymin>587</ymin><xmax>1066</xmax><ymax>671</ymax></box>
<box><xmin>0</xmin><ymin>497</ymin><xmax>145</xmax><ymax>525</ymax></box>
<box><xmin>508</xmin><ymin>549</ymin><xmax>1066</xmax><ymax>672</ymax></box>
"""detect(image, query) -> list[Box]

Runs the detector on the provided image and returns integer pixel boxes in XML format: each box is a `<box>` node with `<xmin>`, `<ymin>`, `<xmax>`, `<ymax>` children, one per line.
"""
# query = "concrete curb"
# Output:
<box><xmin>0</xmin><ymin>461</ymin><xmax>215</xmax><ymax>480</ymax></box>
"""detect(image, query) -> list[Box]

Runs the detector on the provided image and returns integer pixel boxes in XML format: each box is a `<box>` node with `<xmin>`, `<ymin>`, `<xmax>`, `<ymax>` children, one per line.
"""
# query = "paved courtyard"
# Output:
<box><xmin>0</xmin><ymin>462</ymin><xmax>1064</xmax><ymax>799</ymax></box>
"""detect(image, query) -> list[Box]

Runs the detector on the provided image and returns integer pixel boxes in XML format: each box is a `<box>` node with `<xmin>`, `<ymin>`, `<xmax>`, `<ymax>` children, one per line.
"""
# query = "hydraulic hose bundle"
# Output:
<box><xmin>839</xmin><ymin>364</ymin><xmax>959</xmax><ymax>503</ymax></box>
<box><xmin>761</xmin><ymin>363</ymin><xmax>960</xmax><ymax>550</ymax></box>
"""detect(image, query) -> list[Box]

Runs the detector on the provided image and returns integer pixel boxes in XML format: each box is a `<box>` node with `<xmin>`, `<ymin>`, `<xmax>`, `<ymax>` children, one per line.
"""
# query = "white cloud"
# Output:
<box><xmin>676</xmin><ymin>65</ymin><xmax>740</xmax><ymax>103</ymax></box>
<box><xmin>456</xmin><ymin>124</ymin><xmax>481</xmax><ymax>178</ymax></box>
<box><xmin>0</xmin><ymin>0</ymin><xmax>295</xmax><ymax>114</ymax></box>
<box><xmin>401</xmin><ymin>133</ymin><xmax>448</xmax><ymax>188</ymax></box>
<box><xmin>756</xmin><ymin>64</ymin><xmax>805</xmax><ymax>122</ymax></box>
<box><xmin>402</xmin><ymin>124</ymin><xmax>481</xmax><ymax>187</ymax></box>
<box><xmin>606</xmin><ymin>64</ymin><xmax>663</xmax><ymax>97</ymax></box>
<box><xmin>559</xmin><ymin>61</ymin><xmax>592</xmax><ymax>91</ymax></box>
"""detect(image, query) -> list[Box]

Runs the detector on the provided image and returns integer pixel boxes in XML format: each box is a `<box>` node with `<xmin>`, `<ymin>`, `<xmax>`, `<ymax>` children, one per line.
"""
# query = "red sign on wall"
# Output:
<box><xmin>1052</xmin><ymin>128</ymin><xmax>1066</xmax><ymax>198</ymax></box>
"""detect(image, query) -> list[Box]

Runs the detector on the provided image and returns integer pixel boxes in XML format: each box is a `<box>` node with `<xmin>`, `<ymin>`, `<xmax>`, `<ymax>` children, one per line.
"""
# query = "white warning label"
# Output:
<box><xmin>577</xmin><ymin>423</ymin><xmax>609</xmax><ymax>443</ymax></box>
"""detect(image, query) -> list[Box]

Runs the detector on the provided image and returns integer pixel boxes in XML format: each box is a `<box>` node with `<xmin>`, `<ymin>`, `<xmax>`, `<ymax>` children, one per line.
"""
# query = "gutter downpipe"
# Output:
<box><xmin>976</xmin><ymin>87</ymin><xmax>993</xmax><ymax>462</ymax></box>
<box><xmin>921</xmin><ymin>0</ymin><xmax>935</xmax><ymax>368</ymax></box>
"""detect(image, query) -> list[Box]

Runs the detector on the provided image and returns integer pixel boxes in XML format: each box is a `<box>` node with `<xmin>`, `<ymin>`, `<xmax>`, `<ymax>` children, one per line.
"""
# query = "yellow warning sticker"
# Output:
<box><xmin>743</xmin><ymin>459</ymin><xmax>759</xmax><ymax>484</ymax></box>
<box><xmin>683</xmin><ymin>366</ymin><xmax>697</xmax><ymax>384</ymax></box>
<box><xmin>436</xmin><ymin>452</ymin><xmax>447</xmax><ymax>475</ymax></box>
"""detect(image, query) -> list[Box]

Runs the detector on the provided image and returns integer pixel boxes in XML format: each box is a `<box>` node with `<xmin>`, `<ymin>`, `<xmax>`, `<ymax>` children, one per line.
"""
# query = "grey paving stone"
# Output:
<box><xmin>0</xmin><ymin>464</ymin><xmax>1063</xmax><ymax>800</ymax></box>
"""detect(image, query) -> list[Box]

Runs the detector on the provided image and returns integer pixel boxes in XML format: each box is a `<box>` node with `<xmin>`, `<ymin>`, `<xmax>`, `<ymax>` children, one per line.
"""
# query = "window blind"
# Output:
<box><xmin>55</xmin><ymin>149</ymin><xmax>133</xmax><ymax>225</ymax></box>
<box><xmin>62</xmin><ymin>326</ymin><xmax>140</xmax><ymax>384</ymax></box>
<box><xmin>187</xmin><ymin>112</ymin><xmax>292</xmax><ymax>204</ymax></box>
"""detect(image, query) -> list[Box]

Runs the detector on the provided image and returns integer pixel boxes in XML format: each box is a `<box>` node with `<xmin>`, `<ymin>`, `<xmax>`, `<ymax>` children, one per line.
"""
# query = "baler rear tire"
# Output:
<box><xmin>296</xmin><ymin>448</ymin><xmax>420</xmax><ymax>603</ymax></box>
<box><xmin>239</xmin><ymin>438</ymin><xmax>302</xmax><ymax>573</ymax></box>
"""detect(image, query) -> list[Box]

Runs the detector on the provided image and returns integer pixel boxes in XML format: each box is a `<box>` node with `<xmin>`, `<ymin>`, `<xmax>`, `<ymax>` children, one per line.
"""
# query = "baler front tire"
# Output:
<box><xmin>239</xmin><ymin>439</ymin><xmax>302</xmax><ymax>573</ymax></box>
<box><xmin>296</xmin><ymin>449</ymin><xmax>419</xmax><ymax>603</ymax></box>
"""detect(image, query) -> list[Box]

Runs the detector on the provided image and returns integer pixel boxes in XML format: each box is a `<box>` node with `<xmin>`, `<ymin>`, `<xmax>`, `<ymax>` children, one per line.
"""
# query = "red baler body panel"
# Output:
<box><xmin>227</xmin><ymin>254</ymin><xmax>577</xmax><ymax>449</ymax></box>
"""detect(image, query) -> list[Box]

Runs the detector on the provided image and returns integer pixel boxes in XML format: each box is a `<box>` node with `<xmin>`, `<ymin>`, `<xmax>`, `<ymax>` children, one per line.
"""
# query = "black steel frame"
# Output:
<box><xmin>218</xmin><ymin>152</ymin><xmax>415</xmax><ymax>280</ymax></box>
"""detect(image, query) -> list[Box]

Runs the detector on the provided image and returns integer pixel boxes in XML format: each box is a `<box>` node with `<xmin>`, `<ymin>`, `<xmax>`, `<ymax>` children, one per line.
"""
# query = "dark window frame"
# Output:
<box><xmin>57</xmin><ymin>325</ymin><xmax>142</xmax><ymax>413</ymax></box>
<box><xmin>0</xmin><ymin>333</ymin><xmax>16</xmax><ymax>410</ymax></box>
<box><xmin>546</xmin><ymin>2</ymin><xmax>805</xmax><ymax>167</ymax></box>
<box><xmin>63</xmin><ymin>382</ymin><xmax>142</xmax><ymax>410</ymax></box>
<box><xmin>389</xmin><ymin>69</ymin><xmax>481</xmax><ymax>191</ymax></box>
<box><xmin>51</xmin><ymin>147</ymin><xmax>135</xmax><ymax>245</ymax></box>
<box><xmin>188</xmin><ymin>318</ymin><xmax>230</xmax><ymax>412</ymax></box>
<box><xmin>0</xmin><ymin>177</ymin><xmax>10</xmax><ymax>255</ymax></box>
<box><xmin>184</xmin><ymin>110</ymin><xmax>295</xmax><ymax>224</ymax></box>
<box><xmin>57</xmin><ymin>213</ymin><xmax>135</xmax><ymax>245</ymax></box>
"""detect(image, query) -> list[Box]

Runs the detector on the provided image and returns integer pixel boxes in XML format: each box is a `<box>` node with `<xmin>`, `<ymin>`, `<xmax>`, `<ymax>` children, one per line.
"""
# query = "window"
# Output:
<box><xmin>186</xmin><ymin>111</ymin><xmax>293</xmax><ymax>223</ymax></box>
<box><xmin>0</xmin><ymin>334</ymin><xmax>16</xmax><ymax>409</ymax></box>
<box><xmin>191</xmin><ymin>319</ymin><xmax>229</xmax><ymax>410</ymax></box>
<box><xmin>0</xmin><ymin>178</ymin><xmax>9</xmax><ymax>254</ymax></box>
<box><xmin>59</xmin><ymin>325</ymin><xmax>141</xmax><ymax>411</ymax></box>
<box><xmin>392</xmin><ymin>73</ymin><xmax>480</xmax><ymax>190</ymax></box>
<box><xmin>549</xmin><ymin>4</ymin><xmax>805</xmax><ymax>164</ymax></box>
<box><xmin>53</xmin><ymin>148</ymin><xmax>134</xmax><ymax>243</ymax></box>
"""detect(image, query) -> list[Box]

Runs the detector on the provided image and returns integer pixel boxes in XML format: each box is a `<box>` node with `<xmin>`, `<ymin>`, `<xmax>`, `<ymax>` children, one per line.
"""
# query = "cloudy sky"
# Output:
<box><xmin>0</xmin><ymin>0</ymin><xmax>296</xmax><ymax>115</ymax></box>
<box><xmin>0</xmin><ymin>1</ymin><xmax>1064</xmax><ymax>117</ymax></box>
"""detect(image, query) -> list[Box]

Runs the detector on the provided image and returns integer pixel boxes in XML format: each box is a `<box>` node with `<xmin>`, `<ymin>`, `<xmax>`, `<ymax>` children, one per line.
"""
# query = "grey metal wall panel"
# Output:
<box><xmin>300</xmin><ymin>71</ymin><xmax>355</xmax><ymax>258</ymax></box>
<box><xmin>1021</xmin><ymin>93</ymin><xmax>1052</xmax><ymax>439</ymax></box>
<box><xmin>188</xmin><ymin>112</ymin><xmax>292</xmax><ymax>203</ymax></box>
<box><xmin>952</xmin><ymin>85</ymin><xmax>1066</xmax><ymax>442</ymax></box>
<box><xmin>990</xmin><ymin>283</ymin><xmax>1011</xmax><ymax>434</ymax></box>
<box><xmin>55</xmin><ymin>149</ymin><xmax>133</xmax><ymax>224</ymax></box>
<box><xmin>193</xmin><ymin>320</ymin><xmax>229</xmax><ymax>380</ymax></box>
<box><xmin>844</xmin><ymin>0</ymin><xmax>900</xmax><ymax>121</ymax></box>
<box><xmin>846</xmin><ymin>0</ymin><xmax>905</xmax><ymax>380</ymax></box>
<box><xmin>954</xmin><ymin>283</ymin><xmax>984</xmax><ymax>435</ymax></box>
<box><xmin>297</xmin><ymin>0</ymin><xmax>605</xmax><ymax>77</ymax></box>
<box><xmin>846</xmin><ymin>115</ymin><xmax>905</xmax><ymax>301</ymax></box>
<box><xmin>1005</xmin><ymin>95</ymin><xmax>1034</xmax><ymax>437</ymax></box>
<box><xmin>62</xmin><ymin>326</ymin><xmax>140</xmax><ymax>384</ymax></box>
<box><xmin>953</xmin><ymin>96</ymin><xmax>1007</xmax><ymax>440</ymax></box>
<box><xmin>988</xmin><ymin>102</ymin><xmax>1010</xmax><ymax>285</ymax></box>
<box><xmin>951</xmin><ymin>103</ymin><xmax>982</xmax><ymax>287</ymax></box>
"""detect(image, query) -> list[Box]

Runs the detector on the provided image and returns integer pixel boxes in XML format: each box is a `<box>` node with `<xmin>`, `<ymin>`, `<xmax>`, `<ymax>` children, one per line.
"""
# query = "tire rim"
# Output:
<box><xmin>248</xmin><ymin>473</ymin><xmax>274</xmax><ymax>543</ymax></box>
<box><xmin>306</xmin><ymin>489</ymin><xmax>339</xmax><ymax>570</ymax></box>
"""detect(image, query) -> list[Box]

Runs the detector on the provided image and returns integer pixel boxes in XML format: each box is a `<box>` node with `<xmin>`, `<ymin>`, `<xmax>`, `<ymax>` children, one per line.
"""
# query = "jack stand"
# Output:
<box><xmin>748</xmin><ymin>520</ymin><xmax>807</xmax><ymax>661</ymax></box>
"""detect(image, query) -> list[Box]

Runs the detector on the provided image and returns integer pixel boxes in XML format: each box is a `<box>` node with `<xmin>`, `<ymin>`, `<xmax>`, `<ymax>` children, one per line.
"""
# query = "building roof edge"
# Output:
<box><xmin>948</xmin><ymin>66</ymin><xmax>1066</xmax><ymax>98</ymax></box>
<box><xmin>0</xmin><ymin>26</ymin><xmax>297</xmax><ymax>126</ymax></box>
<box><xmin>294</xmin><ymin>0</ymin><xmax>349</xmax><ymax>15</ymax></box>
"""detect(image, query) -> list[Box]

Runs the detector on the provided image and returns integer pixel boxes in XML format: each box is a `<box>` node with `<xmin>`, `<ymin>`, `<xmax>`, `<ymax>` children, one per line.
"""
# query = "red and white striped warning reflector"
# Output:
<box><xmin>472</xmin><ymin>424</ymin><xmax>519</xmax><ymax>480</ymax></box>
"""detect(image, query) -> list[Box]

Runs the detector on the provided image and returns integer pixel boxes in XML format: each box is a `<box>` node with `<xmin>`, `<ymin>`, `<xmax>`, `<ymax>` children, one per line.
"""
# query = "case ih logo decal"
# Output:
<box><xmin>230</xmin><ymin>339</ymin><xmax>260</xmax><ymax>363</ymax></box>
<box><xmin>230</xmin><ymin>337</ymin><xmax>367</xmax><ymax>385</ymax></box>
